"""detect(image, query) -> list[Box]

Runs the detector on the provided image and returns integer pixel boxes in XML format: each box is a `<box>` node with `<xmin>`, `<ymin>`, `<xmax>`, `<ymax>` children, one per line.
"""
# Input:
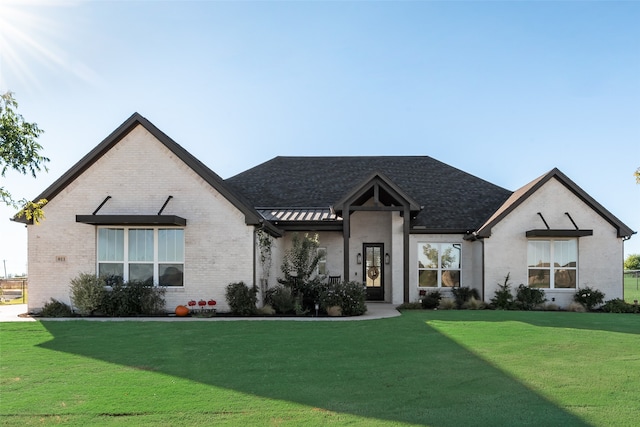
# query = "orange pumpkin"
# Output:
<box><xmin>175</xmin><ymin>305</ymin><xmax>189</xmax><ymax>317</ymax></box>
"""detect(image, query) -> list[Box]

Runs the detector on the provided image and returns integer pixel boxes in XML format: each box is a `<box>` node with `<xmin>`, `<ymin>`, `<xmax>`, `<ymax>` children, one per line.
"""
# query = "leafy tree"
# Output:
<box><xmin>624</xmin><ymin>254</ymin><xmax>640</xmax><ymax>271</ymax></box>
<box><xmin>1</xmin><ymin>91</ymin><xmax>48</xmax><ymax>222</ymax></box>
<box><xmin>278</xmin><ymin>233</ymin><xmax>322</xmax><ymax>306</ymax></box>
<box><xmin>279</xmin><ymin>233</ymin><xmax>321</xmax><ymax>285</ymax></box>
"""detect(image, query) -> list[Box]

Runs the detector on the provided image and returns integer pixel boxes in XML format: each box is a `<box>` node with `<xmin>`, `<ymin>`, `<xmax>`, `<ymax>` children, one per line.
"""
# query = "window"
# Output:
<box><xmin>317</xmin><ymin>247</ymin><xmax>327</xmax><ymax>275</ymax></box>
<box><xmin>417</xmin><ymin>243</ymin><xmax>461</xmax><ymax>287</ymax></box>
<box><xmin>97</xmin><ymin>227</ymin><xmax>184</xmax><ymax>286</ymax></box>
<box><xmin>527</xmin><ymin>239</ymin><xmax>577</xmax><ymax>288</ymax></box>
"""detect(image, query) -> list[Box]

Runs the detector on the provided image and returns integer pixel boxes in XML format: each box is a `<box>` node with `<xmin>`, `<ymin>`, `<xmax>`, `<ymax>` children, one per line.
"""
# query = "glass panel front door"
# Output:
<box><xmin>364</xmin><ymin>243</ymin><xmax>384</xmax><ymax>301</ymax></box>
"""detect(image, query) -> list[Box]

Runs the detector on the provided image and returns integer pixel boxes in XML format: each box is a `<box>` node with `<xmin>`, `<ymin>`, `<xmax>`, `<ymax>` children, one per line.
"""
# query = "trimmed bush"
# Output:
<box><xmin>319</xmin><ymin>281</ymin><xmax>366</xmax><ymax>316</ymax></box>
<box><xmin>225</xmin><ymin>281</ymin><xmax>258</xmax><ymax>316</ymax></box>
<box><xmin>438</xmin><ymin>298</ymin><xmax>456</xmax><ymax>310</ymax></box>
<box><xmin>601</xmin><ymin>298</ymin><xmax>636</xmax><ymax>313</ymax></box>
<box><xmin>40</xmin><ymin>298</ymin><xmax>74</xmax><ymax>317</ymax></box>
<box><xmin>515</xmin><ymin>285</ymin><xmax>546</xmax><ymax>310</ymax></box>
<box><xmin>573</xmin><ymin>287</ymin><xmax>605</xmax><ymax>311</ymax></box>
<box><xmin>463</xmin><ymin>297</ymin><xmax>485</xmax><ymax>310</ymax></box>
<box><xmin>397</xmin><ymin>302</ymin><xmax>422</xmax><ymax>310</ymax></box>
<box><xmin>69</xmin><ymin>273</ymin><xmax>106</xmax><ymax>316</ymax></box>
<box><xmin>451</xmin><ymin>287</ymin><xmax>480</xmax><ymax>309</ymax></box>
<box><xmin>265</xmin><ymin>285</ymin><xmax>296</xmax><ymax>314</ymax></box>
<box><xmin>101</xmin><ymin>280</ymin><xmax>166</xmax><ymax>316</ymax></box>
<box><xmin>421</xmin><ymin>290</ymin><xmax>442</xmax><ymax>309</ymax></box>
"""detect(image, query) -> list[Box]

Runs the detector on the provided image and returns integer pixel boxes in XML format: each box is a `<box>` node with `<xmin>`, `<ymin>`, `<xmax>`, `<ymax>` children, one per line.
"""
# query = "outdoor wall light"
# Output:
<box><xmin>357</xmin><ymin>253</ymin><xmax>362</xmax><ymax>264</ymax></box>
<box><xmin>385</xmin><ymin>253</ymin><xmax>390</xmax><ymax>264</ymax></box>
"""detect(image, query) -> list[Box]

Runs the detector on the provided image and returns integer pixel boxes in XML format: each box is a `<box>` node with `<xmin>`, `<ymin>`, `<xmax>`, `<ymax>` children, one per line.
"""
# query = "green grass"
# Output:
<box><xmin>625</xmin><ymin>273</ymin><xmax>640</xmax><ymax>303</ymax></box>
<box><xmin>1</xmin><ymin>311</ymin><xmax>639</xmax><ymax>426</ymax></box>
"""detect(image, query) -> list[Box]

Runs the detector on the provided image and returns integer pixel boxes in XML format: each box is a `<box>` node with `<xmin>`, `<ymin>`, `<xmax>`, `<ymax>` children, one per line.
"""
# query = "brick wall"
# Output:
<box><xmin>27</xmin><ymin>125</ymin><xmax>255</xmax><ymax>313</ymax></box>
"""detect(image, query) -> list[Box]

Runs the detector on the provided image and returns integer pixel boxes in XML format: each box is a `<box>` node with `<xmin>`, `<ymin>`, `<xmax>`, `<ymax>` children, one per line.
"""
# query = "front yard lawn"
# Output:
<box><xmin>1</xmin><ymin>310</ymin><xmax>638</xmax><ymax>426</ymax></box>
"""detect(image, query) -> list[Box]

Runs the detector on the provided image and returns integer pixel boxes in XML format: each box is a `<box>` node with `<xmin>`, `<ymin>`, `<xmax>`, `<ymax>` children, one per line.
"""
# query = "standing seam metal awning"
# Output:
<box><xmin>76</xmin><ymin>215</ymin><xmax>187</xmax><ymax>226</ymax></box>
<box><xmin>256</xmin><ymin>208</ymin><xmax>340</xmax><ymax>222</ymax></box>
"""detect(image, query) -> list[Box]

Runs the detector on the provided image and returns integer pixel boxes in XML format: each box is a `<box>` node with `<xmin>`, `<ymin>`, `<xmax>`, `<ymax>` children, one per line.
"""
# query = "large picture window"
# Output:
<box><xmin>527</xmin><ymin>239</ymin><xmax>577</xmax><ymax>289</ymax></box>
<box><xmin>97</xmin><ymin>227</ymin><xmax>184</xmax><ymax>286</ymax></box>
<box><xmin>417</xmin><ymin>243</ymin><xmax>461</xmax><ymax>287</ymax></box>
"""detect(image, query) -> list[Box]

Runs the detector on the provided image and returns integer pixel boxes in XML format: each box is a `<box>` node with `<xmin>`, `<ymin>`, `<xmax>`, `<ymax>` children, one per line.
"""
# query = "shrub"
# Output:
<box><xmin>545</xmin><ymin>303</ymin><xmax>560</xmax><ymax>311</ymax></box>
<box><xmin>225</xmin><ymin>281</ymin><xmax>257</xmax><ymax>316</ymax></box>
<box><xmin>601</xmin><ymin>298</ymin><xmax>636</xmax><ymax>313</ymax></box>
<box><xmin>438</xmin><ymin>298</ymin><xmax>456</xmax><ymax>310</ymax></box>
<box><xmin>491</xmin><ymin>273</ymin><xmax>514</xmax><ymax>310</ymax></box>
<box><xmin>257</xmin><ymin>304</ymin><xmax>276</xmax><ymax>315</ymax></box>
<box><xmin>515</xmin><ymin>285</ymin><xmax>546</xmax><ymax>310</ymax></box>
<box><xmin>451</xmin><ymin>287</ymin><xmax>480</xmax><ymax>309</ymax></box>
<box><xmin>265</xmin><ymin>285</ymin><xmax>296</xmax><ymax>314</ymax></box>
<box><xmin>101</xmin><ymin>280</ymin><xmax>166</xmax><ymax>316</ymax></box>
<box><xmin>463</xmin><ymin>297</ymin><xmax>485</xmax><ymax>310</ymax></box>
<box><xmin>566</xmin><ymin>302</ymin><xmax>586</xmax><ymax>312</ymax></box>
<box><xmin>319</xmin><ymin>281</ymin><xmax>366</xmax><ymax>316</ymax></box>
<box><xmin>573</xmin><ymin>287</ymin><xmax>605</xmax><ymax>311</ymax></box>
<box><xmin>40</xmin><ymin>298</ymin><xmax>74</xmax><ymax>317</ymax></box>
<box><xmin>297</xmin><ymin>277</ymin><xmax>327</xmax><ymax>312</ymax></box>
<box><xmin>397</xmin><ymin>302</ymin><xmax>422</xmax><ymax>310</ymax></box>
<box><xmin>421</xmin><ymin>290</ymin><xmax>442</xmax><ymax>309</ymax></box>
<box><xmin>69</xmin><ymin>273</ymin><xmax>106</xmax><ymax>316</ymax></box>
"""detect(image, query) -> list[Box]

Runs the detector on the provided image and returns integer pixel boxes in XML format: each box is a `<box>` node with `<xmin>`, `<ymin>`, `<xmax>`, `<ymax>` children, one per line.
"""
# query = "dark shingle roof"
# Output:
<box><xmin>226</xmin><ymin>156</ymin><xmax>513</xmax><ymax>231</ymax></box>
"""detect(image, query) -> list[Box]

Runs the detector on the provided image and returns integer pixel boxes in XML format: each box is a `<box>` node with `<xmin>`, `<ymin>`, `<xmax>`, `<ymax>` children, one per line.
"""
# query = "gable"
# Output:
<box><xmin>332</xmin><ymin>171</ymin><xmax>421</xmax><ymax>216</ymax></box>
<box><xmin>476</xmin><ymin>168</ymin><xmax>634</xmax><ymax>239</ymax></box>
<box><xmin>16</xmin><ymin>113</ymin><xmax>277</xmax><ymax>233</ymax></box>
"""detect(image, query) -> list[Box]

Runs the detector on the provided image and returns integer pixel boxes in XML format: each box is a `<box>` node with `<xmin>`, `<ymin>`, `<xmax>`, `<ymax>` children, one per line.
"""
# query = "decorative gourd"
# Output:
<box><xmin>175</xmin><ymin>305</ymin><xmax>189</xmax><ymax>317</ymax></box>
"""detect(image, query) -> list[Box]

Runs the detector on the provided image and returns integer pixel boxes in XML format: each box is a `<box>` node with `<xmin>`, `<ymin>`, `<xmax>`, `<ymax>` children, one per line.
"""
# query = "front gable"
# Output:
<box><xmin>17</xmin><ymin>113</ymin><xmax>271</xmax><ymax>231</ymax></box>
<box><xmin>476</xmin><ymin>168</ymin><xmax>634</xmax><ymax>239</ymax></box>
<box><xmin>332</xmin><ymin>171</ymin><xmax>421</xmax><ymax>216</ymax></box>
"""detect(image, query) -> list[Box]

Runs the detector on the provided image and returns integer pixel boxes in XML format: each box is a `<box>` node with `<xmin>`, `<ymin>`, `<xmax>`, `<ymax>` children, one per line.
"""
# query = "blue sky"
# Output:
<box><xmin>1</xmin><ymin>0</ymin><xmax>638</xmax><ymax>276</ymax></box>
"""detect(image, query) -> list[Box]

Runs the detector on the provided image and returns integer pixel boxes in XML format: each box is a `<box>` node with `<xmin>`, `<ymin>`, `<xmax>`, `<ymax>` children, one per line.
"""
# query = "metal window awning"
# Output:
<box><xmin>526</xmin><ymin>229</ymin><xmax>592</xmax><ymax>237</ymax></box>
<box><xmin>76</xmin><ymin>215</ymin><xmax>187</xmax><ymax>226</ymax></box>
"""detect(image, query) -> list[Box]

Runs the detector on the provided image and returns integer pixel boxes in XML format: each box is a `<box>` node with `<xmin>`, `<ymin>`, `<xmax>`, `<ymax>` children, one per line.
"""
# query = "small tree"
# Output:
<box><xmin>1</xmin><ymin>92</ymin><xmax>48</xmax><ymax>222</ymax></box>
<box><xmin>278</xmin><ymin>233</ymin><xmax>323</xmax><ymax>312</ymax></box>
<box><xmin>279</xmin><ymin>233</ymin><xmax>321</xmax><ymax>291</ymax></box>
<box><xmin>491</xmin><ymin>273</ymin><xmax>515</xmax><ymax>310</ymax></box>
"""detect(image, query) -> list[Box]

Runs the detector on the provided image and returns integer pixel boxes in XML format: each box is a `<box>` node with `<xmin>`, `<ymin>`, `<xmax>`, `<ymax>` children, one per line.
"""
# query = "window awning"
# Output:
<box><xmin>76</xmin><ymin>215</ymin><xmax>187</xmax><ymax>226</ymax></box>
<box><xmin>526</xmin><ymin>229</ymin><xmax>592</xmax><ymax>237</ymax></box>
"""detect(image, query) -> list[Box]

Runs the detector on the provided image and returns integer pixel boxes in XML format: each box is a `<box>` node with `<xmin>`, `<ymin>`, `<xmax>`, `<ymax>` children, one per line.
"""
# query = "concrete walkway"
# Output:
<box><xmin>0</xmin><ymin>303</ymin><xmax>401</xmax><ymax>322</ymax></box>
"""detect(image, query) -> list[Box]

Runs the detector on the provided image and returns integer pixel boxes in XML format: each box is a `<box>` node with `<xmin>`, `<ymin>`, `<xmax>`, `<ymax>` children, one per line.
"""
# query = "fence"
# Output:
<box><xmin>624</xmin><ymin>270</ymin><xmax>639</xmax><ymax>285</ymax></box>
<box><xmin>0</xmin><ymin>278</ymin><xmax>27</xmax><ymax>303</ymax></box>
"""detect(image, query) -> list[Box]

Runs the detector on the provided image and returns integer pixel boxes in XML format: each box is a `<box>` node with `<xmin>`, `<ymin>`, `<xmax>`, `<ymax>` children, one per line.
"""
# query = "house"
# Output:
<box><xmin>17</xmin><ymin>113</ymin><xmax>635</xmax><ymax>313</ymax></box>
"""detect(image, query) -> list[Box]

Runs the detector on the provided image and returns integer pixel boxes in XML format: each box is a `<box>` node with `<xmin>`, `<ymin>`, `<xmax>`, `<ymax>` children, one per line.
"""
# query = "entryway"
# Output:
<box><xmin>363</xmin><ymin>243</ymin><xmax>384</xmax><ymax>301</ymax></box>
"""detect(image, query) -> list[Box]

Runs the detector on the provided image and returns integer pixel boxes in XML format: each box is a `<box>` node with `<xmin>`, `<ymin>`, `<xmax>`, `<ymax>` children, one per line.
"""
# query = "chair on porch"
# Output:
<box><xmin>328</xmin><ymin>275</ymin><xmax>341</xmax><ymax>285</ymax></box>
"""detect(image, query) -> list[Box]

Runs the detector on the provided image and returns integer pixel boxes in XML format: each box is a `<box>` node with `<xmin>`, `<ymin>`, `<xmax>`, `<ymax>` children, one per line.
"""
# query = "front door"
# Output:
<box><xmin>364</xmin><ymin>243</ymin><xmax>384</xmax><ymax>301</ymax></box>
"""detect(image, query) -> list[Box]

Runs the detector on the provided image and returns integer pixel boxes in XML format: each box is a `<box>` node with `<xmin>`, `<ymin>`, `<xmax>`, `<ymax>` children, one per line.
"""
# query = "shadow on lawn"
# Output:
<box><xmin>39</xmin><ymin>316</ymin><xmax>592</xmax><ymax>427</ymax></box>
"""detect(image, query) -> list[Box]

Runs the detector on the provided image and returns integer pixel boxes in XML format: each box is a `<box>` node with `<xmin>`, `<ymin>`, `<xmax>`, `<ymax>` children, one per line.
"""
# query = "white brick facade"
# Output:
<box><xmin>24</xmin><ymin>115</ymin><xmax>632</xmax><ymax>314</ymax></box>
<box><xmin>483</xmin><ymin>178</ymin><xmax>625</xmax><ymax>307</ymax></box>
<box><xmin>27</xmin><ymin>125</ymin><xmax>255</xmax><ymax>313</ymax></box>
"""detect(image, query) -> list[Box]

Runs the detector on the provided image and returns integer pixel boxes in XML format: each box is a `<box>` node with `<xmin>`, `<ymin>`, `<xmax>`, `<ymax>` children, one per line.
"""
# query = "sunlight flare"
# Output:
<box><xmin>0</xmin><ymin>0</ymin><xmax>98</xmax><ymax>90</ymax></box>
